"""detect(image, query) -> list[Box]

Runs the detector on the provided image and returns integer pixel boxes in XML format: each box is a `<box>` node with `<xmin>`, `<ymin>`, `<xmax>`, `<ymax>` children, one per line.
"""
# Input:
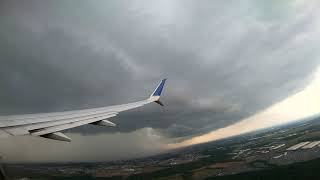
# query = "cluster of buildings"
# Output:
<box><xmin>287</xmin><ymin>141</ymin><xmax>320</xmax><ymax>151</ymax></box>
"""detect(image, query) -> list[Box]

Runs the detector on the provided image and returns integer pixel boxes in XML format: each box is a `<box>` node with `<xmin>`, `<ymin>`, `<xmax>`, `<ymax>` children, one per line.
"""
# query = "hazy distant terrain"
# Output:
<box><xmin>3</xmin><ymin>116</ymin><xmax>320</xmax><ymax>180</ymax></box>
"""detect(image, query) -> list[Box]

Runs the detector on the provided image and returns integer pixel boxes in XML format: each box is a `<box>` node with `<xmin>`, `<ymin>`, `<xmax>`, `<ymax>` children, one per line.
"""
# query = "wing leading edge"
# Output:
<box><xmin>0</xmin><ymin>79</ymin><xmax>167</xmax><ymax>142</ymax></box>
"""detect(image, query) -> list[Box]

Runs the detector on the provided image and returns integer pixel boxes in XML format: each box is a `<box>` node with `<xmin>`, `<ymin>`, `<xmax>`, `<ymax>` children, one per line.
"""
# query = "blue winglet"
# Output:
<box><xmin>150</xmin><ymin>79</ymin><xmax>167</xmax><ymax>106</ymax></box>
<box><xmin>151</xmin><ymin>79</ymin><xmax>167</xmax><ymax>97</ymax></box>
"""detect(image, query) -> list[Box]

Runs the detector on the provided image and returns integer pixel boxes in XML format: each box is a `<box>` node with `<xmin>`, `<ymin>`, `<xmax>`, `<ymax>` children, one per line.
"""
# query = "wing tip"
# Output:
<box><xmin>150</xmin><ymin>79</ymin><xmax>167</xmax><ymax>98</ymax></box>
<box><xmin>149</xmin><ymin>79</ymin><xmax>167</xmax><ymax>106</ymax></box>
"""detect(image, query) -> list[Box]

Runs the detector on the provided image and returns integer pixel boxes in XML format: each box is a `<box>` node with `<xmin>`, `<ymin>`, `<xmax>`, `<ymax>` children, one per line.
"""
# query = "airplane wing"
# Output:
<box><xmin>0</xmin><ymin>79</ymin><xmax>167</xmax><ymax>142</ymax></box>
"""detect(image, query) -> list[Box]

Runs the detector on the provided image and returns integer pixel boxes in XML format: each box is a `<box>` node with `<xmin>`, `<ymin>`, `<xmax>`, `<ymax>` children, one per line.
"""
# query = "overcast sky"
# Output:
<box><xmin>0</xmin><ymin>0</ymin><xmax>320</xmax><ymax>162</ymax></box>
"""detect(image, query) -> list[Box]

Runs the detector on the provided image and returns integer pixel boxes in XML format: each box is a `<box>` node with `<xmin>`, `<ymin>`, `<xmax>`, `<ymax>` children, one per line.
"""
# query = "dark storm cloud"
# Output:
<box><xmin>1</xmin><ymin>0</ymin><xmax>320</xmax><ymax>141</ymax></box>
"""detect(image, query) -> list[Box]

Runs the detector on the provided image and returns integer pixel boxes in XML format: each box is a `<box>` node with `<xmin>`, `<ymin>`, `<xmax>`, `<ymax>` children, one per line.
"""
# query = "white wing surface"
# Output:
<box><xmin>0</xmin><ymin>79</ymin><xmax>167</xmax><ymax>142</ymax></box>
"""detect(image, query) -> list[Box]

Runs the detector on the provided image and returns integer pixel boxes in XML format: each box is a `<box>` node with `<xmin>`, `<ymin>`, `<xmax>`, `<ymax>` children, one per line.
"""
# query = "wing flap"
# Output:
<box><xmin>22</xmin><ymin>112</ymin><xmax>118</xmax><ymax>131</ymax></box>
<box><xmin>0</xmin><ymin>130</ymin><xmax>11</xmax><ymax>138</ymax></box>
<box><xmin>31</xmin><ymin>114</ymin><xmax>117</xmax><ymax>136</ymax></box>
<box><xmin>3</xmin><ymin>127</ymin><xmax>29</xmax><ymax>136</ymax></box>
<box><xmin>0</xmin><ymin>112</ymin><xmax>118</xmax><ymax>136</ymax></box>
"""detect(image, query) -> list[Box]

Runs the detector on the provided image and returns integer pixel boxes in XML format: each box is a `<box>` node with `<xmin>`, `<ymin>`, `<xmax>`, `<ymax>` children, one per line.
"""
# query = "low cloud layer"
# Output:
<box><xmin>0</xmin><ymin>0</ymin><xmax>320</xmax><ymax>162</ymax></box>
<box><xmin>0</xmin><ymin>128</ymin><xmax>168</xmax><ymax>163</ymax></box>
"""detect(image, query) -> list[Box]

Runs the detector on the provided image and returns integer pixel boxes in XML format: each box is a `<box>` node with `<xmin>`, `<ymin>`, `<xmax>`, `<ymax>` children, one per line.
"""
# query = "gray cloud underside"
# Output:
<box><xmin>1</xmin><ymin>0</ymin><xmax>320</xmax><ymax>140</ymax></box>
